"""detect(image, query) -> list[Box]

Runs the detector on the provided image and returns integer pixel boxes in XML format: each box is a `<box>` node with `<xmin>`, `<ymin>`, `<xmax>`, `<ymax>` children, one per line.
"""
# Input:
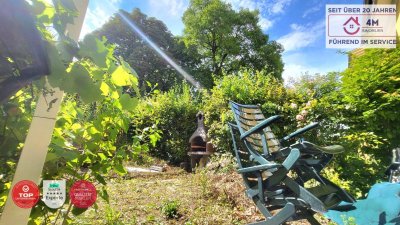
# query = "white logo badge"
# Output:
<box><xmin>42</xmin><ymin>180</ymin><xmax>66</xmax><ymax>209</ymax></box>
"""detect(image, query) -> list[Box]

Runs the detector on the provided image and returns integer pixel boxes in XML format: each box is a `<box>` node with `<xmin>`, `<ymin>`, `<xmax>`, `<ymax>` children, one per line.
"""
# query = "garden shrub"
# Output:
<box><xmin>129</xmin><ymin>63</ymin><xmax>396</xmax><ymax>198</ymax></box>
<box><xmin>201</xmin><ymin>68</ymin><xmax>394</xmax><ymax>197</ymax></box>
<box><xmin>131</xmin><ymin>83</ymin><xmax>202</xmax><ymax>164</ymax></box>
<box><xmin>343</xmin><ymin>48</ymin><xmax>400</xmax><ymax>149</ymax></box>
<box><xmin>328</xmin><ymin>48</ymin><xmax>400</xmax><ymax>196</ymax></box>
<box><xmin>202</xmin><ymin>69</ymin><xmax>300</xmax><ymax>154</ymax></box>
<box><xmin>291</xmin><ymin>71</ymin><xmax>392</xmax><ymax>197</ymax></box>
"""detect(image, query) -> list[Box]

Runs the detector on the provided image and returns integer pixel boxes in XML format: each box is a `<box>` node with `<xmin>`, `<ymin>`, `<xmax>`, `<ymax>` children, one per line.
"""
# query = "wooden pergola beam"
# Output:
<box><xmin>0</xmin><ymin>1</ymin><xmax>89</xmax><ymax>224</ymax></box>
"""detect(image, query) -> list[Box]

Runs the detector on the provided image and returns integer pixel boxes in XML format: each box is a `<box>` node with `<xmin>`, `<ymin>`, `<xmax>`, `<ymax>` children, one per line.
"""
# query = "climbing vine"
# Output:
<box><xmin>0</xmin><ymin>0</ymin><xmax>161</xmax><ymax>224</ymax></box>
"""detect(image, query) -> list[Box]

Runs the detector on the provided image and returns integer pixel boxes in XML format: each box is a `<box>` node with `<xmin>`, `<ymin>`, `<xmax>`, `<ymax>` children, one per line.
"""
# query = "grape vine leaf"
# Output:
<box><xmin>111</xmin><ymin>66</ymin><xmax>134</xmax><ymax>86</ymax></box>
<box><xmin>114</xmin><ymin>163</ymin><xmax>126</xmax><ymax>175</ymax></box>
<box><xmin>79</xmin><ymin>35</ymin><xmax>108</xmax><ymax>67</ymax></box>
<box><xmin>71</xmin><ymin>207</ymin><xmax>88</xmax><ymax>216</ymax></box>
<box><xmin>63</xmin><ymin>63</ymin><xmax>103</xmax><ymax>103</ymax></box>
<box><xmin>119</xmin><ymin>94</ymin><xmax>138</xmax><ymax>111</ymax></box>
<box><xmin>46</xmin><ymin>44</ymin><xmax>67</xmax><ymax>87</ymax></box>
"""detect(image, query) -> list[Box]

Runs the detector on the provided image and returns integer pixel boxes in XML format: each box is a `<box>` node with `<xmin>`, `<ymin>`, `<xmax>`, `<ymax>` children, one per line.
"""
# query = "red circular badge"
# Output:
<box><xmin>11</xmin><ymin>180</ymin><xmax>40</xmax><ymax>208</ymax></box>
<box><xmin>69</xmin><ymin>180</ymin><xmax>97</xmax><ymax>208</ymax></box>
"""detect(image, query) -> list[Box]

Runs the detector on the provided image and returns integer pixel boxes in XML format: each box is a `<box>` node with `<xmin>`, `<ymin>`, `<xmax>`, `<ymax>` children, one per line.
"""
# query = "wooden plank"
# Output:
<box><xmin>149</xmin><ymin>166</ymin><xmax>166</xmax><ymax>172</ymax></box>
<box><xmin>188</xmin><ymin>151</ymin><xmax>212</xmax><ymax>156</ymax></box>
<box><xmin>0</xmin><ymin>1</ymin><xmax>88</xmax><ymax>224</ymax></box>
<box><xmin>237</xmin><ymin>112</ymin><xmax>265</xmax><ymax>121</ymax></box>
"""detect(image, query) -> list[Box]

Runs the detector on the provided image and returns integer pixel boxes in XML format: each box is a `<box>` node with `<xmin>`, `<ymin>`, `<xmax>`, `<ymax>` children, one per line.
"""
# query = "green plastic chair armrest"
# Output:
<box><xmin>314</xmin><ymin>145</ymin><xmax>345</xmax><ymax>154</ymax></box>
<box><xmin>237</xmin><ymin>163</ymin><xmax>281</xmax><ymax>174</ymax></box>
<box><xmin>281</xmin><ymin>122</ymin><xmax>319</xmax><ymax>142</ymax></box>
<box><xmin>237</xmin><ymin>148</ymin><xmax>300</xmax><ymax>174</ymax></box>
<box><xmin>282</xmin><ymin>148</ymin><xmax>300</xmax><ymax>170</ymax></box>
<box><xmin>240</xmin><ymin>115</ymin><xmax>281</xmax><ymax>140</ymax></box>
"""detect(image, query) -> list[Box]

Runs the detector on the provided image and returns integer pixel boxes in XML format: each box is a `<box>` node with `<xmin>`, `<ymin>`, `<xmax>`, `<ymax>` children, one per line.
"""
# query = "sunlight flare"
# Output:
<box><xmin>117</xmin><ymin>11</ymin><xmax>202</xmax><ymax>89</ymax></box>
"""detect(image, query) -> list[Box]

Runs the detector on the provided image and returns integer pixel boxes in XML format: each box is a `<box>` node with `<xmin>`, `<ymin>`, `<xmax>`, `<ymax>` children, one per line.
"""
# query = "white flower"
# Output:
<box><xmin>296</xmin><ymin>114</ymin><xmax>304</xmax><ymax>121</ymax></box>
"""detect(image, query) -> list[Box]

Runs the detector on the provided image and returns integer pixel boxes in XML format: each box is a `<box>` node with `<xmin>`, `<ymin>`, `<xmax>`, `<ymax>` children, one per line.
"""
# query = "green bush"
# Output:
<box><xmin>291</xmin><ymin>72</ymin><xmax>390</xmax><ymax>197</ymax></box>
<box><xmin>343</xmin><ymin>48</ymin><xmax>400</xmax><ymax>149</ymax></box>
<box><xmin>129</xmin><ymin>65</ymin><xmax>395</xmax><ymax>198</ymax></box>
<box><xmin>131</xmin><ymin>83</ymin><xmax>201</xmax><ymax>164</ymax></box>
<box><xmin>202</xmin><ymin>69</ymin><xmax>299</xmax><ymax>153</ymax></box>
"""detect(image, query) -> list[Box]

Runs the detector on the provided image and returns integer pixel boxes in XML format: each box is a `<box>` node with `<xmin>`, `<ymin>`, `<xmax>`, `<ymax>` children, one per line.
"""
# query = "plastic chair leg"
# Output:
<box><xmin>248</xmin><ymin>203</ymin><xmax>296</xmax><ymax>225</ymax></box>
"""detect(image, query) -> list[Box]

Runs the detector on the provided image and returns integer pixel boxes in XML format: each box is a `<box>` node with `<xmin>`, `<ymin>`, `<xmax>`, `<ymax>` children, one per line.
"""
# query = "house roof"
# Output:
<box><xmin>343</xmin><ymin>17</ymin><xmax>360</xmax><ymax>26</ymax></box>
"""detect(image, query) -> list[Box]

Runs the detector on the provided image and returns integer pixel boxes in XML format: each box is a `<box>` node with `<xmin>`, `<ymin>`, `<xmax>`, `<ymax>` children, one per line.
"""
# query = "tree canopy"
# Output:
<box><xmin>93</xmin><ymin>9</ymin><xmax>196</xmax><ymax>92</ymax></box>
<box><xmin>92</xmin><ymin>2</ymin><xmax>284</xmax><ymax>90</ymax></box>
<box><xmin>182</xmin><ymin>0</ymin><xmax>284</xmax><ymax>79</ymax></box>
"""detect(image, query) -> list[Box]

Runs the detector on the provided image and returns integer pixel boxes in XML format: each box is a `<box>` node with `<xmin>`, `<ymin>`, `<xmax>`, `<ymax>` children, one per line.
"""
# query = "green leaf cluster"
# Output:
<box><xmin>0</xmin><ymin>0</ymin><xmax>160</xmax><ymax>224</ymax></box>
<box><xmin>131</xmin><ymin>83</ymin><xmax>200</xmax><ymax>164</ymax></box>
<box><xmin>183</xmin><ymin>0</ymin><xmax>284</xmax><ymax>79</ymax></box>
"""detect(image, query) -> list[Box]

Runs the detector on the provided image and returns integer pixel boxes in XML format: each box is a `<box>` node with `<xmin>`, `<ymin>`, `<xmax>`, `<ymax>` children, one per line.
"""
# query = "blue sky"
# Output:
<box><xmin>81</xmin><ymin>0</ymin><xmax>363</xmax><ymax>82</ymax></box>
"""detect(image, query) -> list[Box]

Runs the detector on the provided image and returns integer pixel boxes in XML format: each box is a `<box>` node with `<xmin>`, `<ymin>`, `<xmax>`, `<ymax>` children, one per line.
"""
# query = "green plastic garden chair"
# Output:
<box><xmin>228</xmin><ymin>101</ymin><xmax>355</xmax><ymax>225</ymax></box>
<box><xmin>229</xmin><ymin>101</ymin><xmax>351</xmax><ymax>186</ymax></box>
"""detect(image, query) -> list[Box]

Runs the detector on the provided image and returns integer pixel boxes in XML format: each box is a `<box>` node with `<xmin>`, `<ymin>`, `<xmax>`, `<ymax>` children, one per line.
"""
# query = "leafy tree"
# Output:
<box><xmin>343</xmin><ymin>48</ymin><xmax>400</xmax><ymax>148</ymax></box>
<box><xmin>182</xmin><ymin>0</ymin><xmax>284</xmax><ymax>79</ymax></box>
<box><xmin>93</xmin><ymin>9</ymin><xmax>198</xmax><ymax>92</ymax></box>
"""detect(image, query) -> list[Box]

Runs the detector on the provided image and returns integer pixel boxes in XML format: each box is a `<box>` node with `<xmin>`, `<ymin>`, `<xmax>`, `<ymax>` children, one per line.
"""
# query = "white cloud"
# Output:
<box><xmin>225</xmin><ymin>0</ymin><xmax>292</xmax><ymax>15</ymax></box>
<box><xmin>270</xmin><ymin>0</ymin><xmax>292</xmax><ymax>14</ymax></box>
<box><xmin>146</xmin><ymin>0</ymin><xmax>188</xmax><ymax>35</ymax></box>
<box><xmin>281</xmin><ymin>52</ymin><xmax>348</xmax><ymax>83</ymax></box>
<box><xmin>149</xmin><ymin>0</ymin><xmax>188</xmax><ymax>17</ymax></box>
<box><xmin>277</xmin><ymin>20</ymin><xmax>325</xmax><ymax>52</ymax></box>
<box><xmin>282</xmin><ymin>63</ymin><xmax>347</xmax><ymax>85</ymax></box>
<box><xmin>258</xmin><ymin>17</ymin><xmax>273</xmax><ymax>31</ymax></box>
<box><xmin>224</xmin><ymin>0</ymin><xmax>258</xmax><ymax>11</ymax></box>
<box><xmin>80</xmin><ymin>1</ymin><xmax>122</xmax><ymax>39</ymax></box>
<box><xmin>302</xmin><ymin>4</ymin><xmax>322</xmax><ymax>18</ymax></box>
<box><xmin>109</xmin><ymin>0</ymin><xmax>122</xmax><ymax>4</ymax></box>
<box><xmin>283</xmin><ymin>63</ymin><xmax>322</xmax><ymax>82</ymax></box>
<box><xmin>223</xmin><ymin>0</ymin><xmax>275</xmax><ymax>31</ymax></box>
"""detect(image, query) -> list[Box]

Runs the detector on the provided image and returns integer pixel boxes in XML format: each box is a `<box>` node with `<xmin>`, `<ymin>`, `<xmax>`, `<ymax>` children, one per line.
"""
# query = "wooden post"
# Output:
<box><xmin>0</xmin><ymin>1</ymin><xmax>88</xmax><ymax>224</ymax></box>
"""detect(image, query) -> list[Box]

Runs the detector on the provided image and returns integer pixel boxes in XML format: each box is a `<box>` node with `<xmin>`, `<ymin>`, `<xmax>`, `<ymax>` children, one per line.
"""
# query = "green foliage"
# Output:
<box><xmin>129</xmin><ymin>69</ymin><xmax>293</xmax><ymax>165</ymax></box>
<box><xmin>343</xmin><ymin>48</ymin><xmax>400</xmax><ymax>148</ymax></box>
<box><xmin>202</xmin><ymin>69</ymin><xmax>296</xmax><ymax>153</ymax></box>
<box><xmin>0</xmin><ymin>90</ymin><xmax>36</xmax><ymax>199</ymax></box>
<box><xmin>160</xmin><ymin>200</ymin><xmax>180</xmax><ymax>219</ymax></box>
<box><xmin>1</xmin><ymin>2</ymin><xmax>397</xmax><ymax>223</ymax></box>
<box><xmin>131</xmin><ymin>83</ymin><xmax>201</xmax><ymax>164</ymax></box>
<box><xmin>104</xmin><ymin>205</ymin><xmax>123</xmax><ymax>225</ymax></box>
<box><xmin>193</xmin><ymin>168</ymin><xmax>212</xmax><ymax>197</ymax></box>
<box><xmin>289</xmin><ymin>72</ymin><xmax>348</xmax><ymax>145</ymax></box>
<box><xmin>93</xmin><ymin>8</ymin><xmax>198</xmax><ymax>92</ymax></box>
<box><xmin>328</xmin><ymin>49</ymin><xmax>400</xmax><ymax>196</ymax></box>
<box><xmin>296</xmin><ymin>49</ymin><xmax>400</xmax><ymax>197</ymax></box>
<box><xmin>207</xmin><ymin>153</ymin><xmax>236</xmax><ymax>173</ymax></box>
<box><xmin>341</xmin><ymin>215</ymin><xmax>356</xmax><ymax>225</ymax></box>
<box><xmin>0</xmin><ymin>0</ymin><xmax>160</xmax><ymax>223</ymax></box>
<box><xmin>290</xmin><ymin>72</ymin><xmax>390</xmax><ymax>197</ymax></box>
<box><xmin>182</xmin><ymin>0</ymin><xmax>284</xmax><ymax>79</ymax></box>
<box><xmin>200</xmin><ymin>67</ymin><xmax>394</xmax><ymax>197</ymax></box>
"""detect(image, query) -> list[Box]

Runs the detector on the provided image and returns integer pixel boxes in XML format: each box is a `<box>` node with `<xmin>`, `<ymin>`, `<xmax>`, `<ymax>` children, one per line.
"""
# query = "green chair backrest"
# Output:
<box><xmin>228</xmin><ymin>122</ymin><xmax>264</xmax><ymax>188</ymax></box>
<box><xmin>230</xmin><ymin>101</ymin><xmax>281</xmax><ymax>156</ymax></box>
